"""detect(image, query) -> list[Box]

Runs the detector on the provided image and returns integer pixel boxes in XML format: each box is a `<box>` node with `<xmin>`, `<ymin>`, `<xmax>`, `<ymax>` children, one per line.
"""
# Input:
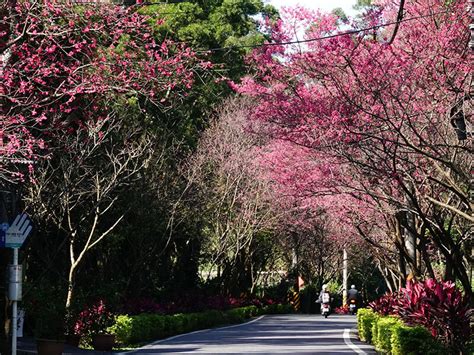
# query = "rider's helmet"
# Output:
<box><xmin>322</xmin><ymin>284</ymin><xmax>328</xmax><ymax>291</ymax></box>
<box><xmin>351</xmin><ymin>285</ymin><xmax>356</xmax><ymax>289</ymax></box>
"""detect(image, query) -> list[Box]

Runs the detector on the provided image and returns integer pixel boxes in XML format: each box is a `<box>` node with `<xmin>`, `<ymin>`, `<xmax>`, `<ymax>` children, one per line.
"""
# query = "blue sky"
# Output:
<box><xmin>266</xmin><ymin>0</ymin><xmax>358</xmax><ymax>16</ymax></box>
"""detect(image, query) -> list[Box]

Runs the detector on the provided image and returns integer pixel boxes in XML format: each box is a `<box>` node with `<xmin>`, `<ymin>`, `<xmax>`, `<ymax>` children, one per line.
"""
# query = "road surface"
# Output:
<box><xmin>122</xmin><ymin>314</ymin><xmax>376</xmax><ymax>354</ymax></box>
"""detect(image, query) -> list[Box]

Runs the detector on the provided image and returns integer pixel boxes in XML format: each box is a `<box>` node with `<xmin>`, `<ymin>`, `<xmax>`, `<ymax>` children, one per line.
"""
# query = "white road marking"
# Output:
<box><xmin>343</xmin><ymin>328</ymin><xmax>367</xmax><ymax>354</ymax></box>
<box><xmin>119</xmin><ymin>315</ymin><xmax>266</xmax><ymax>354</ymax></box>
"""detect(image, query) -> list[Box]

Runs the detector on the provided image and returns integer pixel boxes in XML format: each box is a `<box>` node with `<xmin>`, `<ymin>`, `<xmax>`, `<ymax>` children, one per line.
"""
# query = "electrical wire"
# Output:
<box><xmin>27</xmin><ymin>2</ymin><xmax>460</xmax><ymax>54</ymax></box>
<box><xmin>198</xmin><ymin>9</ymin><xmax>451</xmax><ymax>53</ymax></box>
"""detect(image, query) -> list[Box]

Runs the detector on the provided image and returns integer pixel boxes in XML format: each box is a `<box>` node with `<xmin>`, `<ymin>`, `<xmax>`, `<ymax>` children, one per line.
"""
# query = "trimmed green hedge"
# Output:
<box><xmin>110</xmin><ymin>304</ymin><xmax>293</xmax><ymax>346</ymax></box>
<box><xmin>373</xmin><ymin>316</ymin><xmax>402</xmax><ymax>353</ymax></box>
<box><xmin>357</xmin><ymin>308</ymin><xmax>378</xmax><ymax>343</ymax></box>
<box><xmin>356</xmin><ymin>308</ymin><xmax>447</xmax><ymax>354</ymax></box>
<box><xmin>390</xmin><ymin>323</ymin><xmax>447</xmax><ymax>355</ymax></box>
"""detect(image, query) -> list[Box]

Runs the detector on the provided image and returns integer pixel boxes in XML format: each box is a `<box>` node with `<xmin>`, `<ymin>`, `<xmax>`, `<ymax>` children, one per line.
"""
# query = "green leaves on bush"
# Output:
<box><xmin>357</xmin><ymin>308</ymin><xmax>378</xmax><ymax>343</ymax></box>
<box><xmin>373</xmin><ymin>317</ymin><xmax>402</xmax><ymax>352</ymax></box>
<box><xmin>357</xmin><ymin>309</ymin><xmax>447</xmax><ymax>354</ymax></box>
<box><xmin>390</xmin><ymin>324</ymin><xmax>447</xmax><ymax>355</ymax></box>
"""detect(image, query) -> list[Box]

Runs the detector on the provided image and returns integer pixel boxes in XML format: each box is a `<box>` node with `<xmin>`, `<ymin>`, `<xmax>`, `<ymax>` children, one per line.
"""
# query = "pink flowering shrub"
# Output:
<box><xmin>74</xmin><ymin>300</ymin><xmax>115</xmax><ymax>335</ymax></box>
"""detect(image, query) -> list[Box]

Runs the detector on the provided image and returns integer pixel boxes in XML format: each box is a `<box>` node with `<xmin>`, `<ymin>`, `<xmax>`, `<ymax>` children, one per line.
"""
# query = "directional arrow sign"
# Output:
<box><xmin>5</xmin><ymin>214</ymin><xmax>32</xmax><ymax>248</ymax></box>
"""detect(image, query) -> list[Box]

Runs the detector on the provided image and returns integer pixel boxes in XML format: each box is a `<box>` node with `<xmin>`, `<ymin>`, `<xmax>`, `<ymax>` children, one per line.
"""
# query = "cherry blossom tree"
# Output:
<box><xmin>1</xmin><ymin>1</ymin><xmax>203</xmax><ymax>182</ymax></box>
<box><xmin>184</xmin><ymin>97</ymin><xmax>279</xmax><ymax>294</ymax></box>
<box><xmin>235</xmin><ymin>0</ymin><xmax>473</xmax><ymax>295</ymax></box>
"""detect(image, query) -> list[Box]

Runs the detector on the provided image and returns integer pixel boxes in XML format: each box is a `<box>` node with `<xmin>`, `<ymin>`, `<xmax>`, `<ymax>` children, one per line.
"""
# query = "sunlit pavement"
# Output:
<box><xmin>122</xmin><ymin>314</ymin><xmax>376</xmax><ymax>354</ymax></box>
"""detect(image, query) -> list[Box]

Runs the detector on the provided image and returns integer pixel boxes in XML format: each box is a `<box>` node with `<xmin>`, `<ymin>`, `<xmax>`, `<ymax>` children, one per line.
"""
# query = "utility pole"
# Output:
<box><xmin>343</xmin><ymin>249</ymin><xmax>348</xmax><ymax>306</ymax></box>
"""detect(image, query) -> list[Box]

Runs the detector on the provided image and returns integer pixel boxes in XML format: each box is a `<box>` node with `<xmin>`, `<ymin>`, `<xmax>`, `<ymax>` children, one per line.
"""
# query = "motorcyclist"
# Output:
<box><xmin>347</xmin><ymin>285</ymin><xmax>359</xmax><ymax>315</ymax></box>
<box><xmin>347</xmin><ymin>284</ymin><xmax>359</xmax><ymax>303</ymax></box>
<box><xmin>317</xmin><ymin>284</ymin><xmax>331</xmax><ymax>305</ymax></box>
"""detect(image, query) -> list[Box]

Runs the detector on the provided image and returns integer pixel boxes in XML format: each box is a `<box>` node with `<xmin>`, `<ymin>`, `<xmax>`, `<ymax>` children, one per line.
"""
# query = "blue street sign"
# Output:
<box><xmin>5</xmin><ymin>215</ymin><xmax>32</xmax><ymax>249</ymax></box>
<box><xmin>0</xmin><ymin>223</ymin><xmax>9</xmax><ymax>248</ymax></box>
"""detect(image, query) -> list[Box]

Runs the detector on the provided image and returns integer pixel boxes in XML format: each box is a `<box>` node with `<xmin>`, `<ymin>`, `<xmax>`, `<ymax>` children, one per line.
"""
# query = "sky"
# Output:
<box><xmin>267</xmin><ymin>0</ymin><xmax>359</xmax><ymax>17</ymax></box>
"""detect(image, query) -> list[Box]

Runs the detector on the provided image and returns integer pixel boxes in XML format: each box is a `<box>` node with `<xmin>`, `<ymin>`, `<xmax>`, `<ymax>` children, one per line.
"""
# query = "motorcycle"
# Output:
<box><xmin>321</xmin><ymin>302</ymin><xmax>331</xmax><ymax>318</ymax></box>
<box><xmin>320</xmin><ymin>291</ymin><xmax>331</xmax><ymax>318</ymax></box>
<box><xmin>349</xmin><ymin>299</ymin><xmax>357</xmax><ymax>315</ymax></box>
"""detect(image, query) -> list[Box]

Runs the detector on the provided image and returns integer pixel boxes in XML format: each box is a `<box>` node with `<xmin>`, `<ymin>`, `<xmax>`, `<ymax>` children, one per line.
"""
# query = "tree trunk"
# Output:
<box><xmin>66</xmin><ymin>265</ymin><xmax>77</xmax><ymax>309</ymax></box>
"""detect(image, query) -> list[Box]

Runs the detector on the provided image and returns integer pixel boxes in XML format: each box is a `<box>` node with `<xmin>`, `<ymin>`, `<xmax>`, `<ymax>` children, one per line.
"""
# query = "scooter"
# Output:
<box><xmin>321</xmin><ymin>302</ymin><xmax>331</xmax><ymax>318</ymax></box>
<box><xmin>349</xmin><ymin>299</ymin><xmax>357</xmax><ymax>315</ymax></box>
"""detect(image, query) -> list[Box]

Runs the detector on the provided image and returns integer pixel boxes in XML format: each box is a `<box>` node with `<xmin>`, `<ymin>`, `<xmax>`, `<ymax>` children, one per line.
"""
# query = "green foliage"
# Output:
<box><xmin>390</xmin><ymin>324</ymin><xmax>447</xmax><ymax>355</ymax></box>
<box><xmin>22</xmin><ymin>283</ymin><xmax>67</xmax><ymax>340</ymax></box>
<box><xmin>110</xmin><ymin>304</ymin><xmax>290</xmax><ymax>345</ymax></box>
<box><xmin>373</xmin><ymin>316</ymin><xmax>402</xmax><ymax>352</ymax></box>
<box><xmin>370</xmin><ymin>313</ymin><xmax>381</xmax><ymax>346</ymax></box>
<box><xmin>356</xmin><ymin>308</ymin><xmax>378</xmax><ymax>343</ymax></box>
<box><xmin>357</xmin><ymin>313</ymin><xmax>448</xmax><ymax>355</ymax></box>
<box><xmin>331</xmin><ymin>7</ymin><xmax>348</xmax><ymax>24</ymax></box>
<box><xmin>137</xmin><ymin>0</ymin><xmax>279</xmax><ymax>145</ymax></box>
<box><xmin>225</xmin><ymin>305</ymin><xmax>258</xmax><ymax>322</ymax></box>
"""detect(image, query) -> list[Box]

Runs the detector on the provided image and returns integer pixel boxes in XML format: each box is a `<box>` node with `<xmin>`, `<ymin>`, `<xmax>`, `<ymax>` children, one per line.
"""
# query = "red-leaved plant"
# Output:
<box><xmin>368</xmin><ymin>292</ymin><xmax>400</xmax><ymax>316</ymax></box>
<box><xmin>370</xmin><ymin>279</ymin><xmax>471</xmax><ymax>353</ymax></box>
<box><xmin>74</xmin><ymin>300</ymin><xmax>115</xmax><ymax>336</ymax></box>
<box><xmin>395</xmin><ymin>279</ymin><xmax>471</xmax><ymax>353</ymax></box>
<box><xmin>334</xmin><ymin>304</ymin><xmax>349</xmax><ymax>315</ymax></box>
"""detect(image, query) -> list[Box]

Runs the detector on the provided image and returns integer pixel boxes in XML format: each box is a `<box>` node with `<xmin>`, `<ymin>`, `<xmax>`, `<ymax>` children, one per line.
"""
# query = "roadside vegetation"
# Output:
<box><xmin>0</xmin><ymin>0</ymin><xmax>471</xmax><ymax>353</ymax></box>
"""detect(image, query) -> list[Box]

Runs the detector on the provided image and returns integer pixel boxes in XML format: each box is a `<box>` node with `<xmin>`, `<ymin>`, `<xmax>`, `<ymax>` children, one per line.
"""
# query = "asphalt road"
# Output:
<box><xmin>122</xmin><ymin>314</ymin><xmax>376</xmax><ymax>354</ymax></box>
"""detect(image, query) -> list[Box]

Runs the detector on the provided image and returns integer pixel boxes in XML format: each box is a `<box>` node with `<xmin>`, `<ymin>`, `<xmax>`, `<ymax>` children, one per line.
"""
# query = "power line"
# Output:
<box><xmin>31</xmin><ymin>2</ymin><xmax>461</xmax><ymax>55</ymax></box>
<box><xmin>196</xmin><ymin>10</ymin><xmax>452</xmax><ymax>53</ymax></box>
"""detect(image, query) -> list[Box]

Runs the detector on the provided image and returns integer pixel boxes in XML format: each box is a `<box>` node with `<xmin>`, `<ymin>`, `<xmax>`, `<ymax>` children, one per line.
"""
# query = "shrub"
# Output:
<box><xmin>109</xmin><ymin>315</ymin><xmax>134</xmax><ymax>344</ymax></box>
<box><xmin>74</xmin><ymin>300</ymin><xmax>115</xmax><ymax>337</ymax></box>
<box><xmin>357</xmin><ymin>308</ymin><xmax>378</xmax><ymax>343</ymax></box>
<box><xmin>395</xmin><ymin>279</ymin><xmax>472</xmax><ymax>353</ymax></box>
<box><xmin>369</xmin><ymin>292</ymin><xmax>400</xmax><ymax>316</ymax></box>
<box><xmin>334</xmin><ymin>304</ymin><xmax>349</xmax><ymax>315</ymax></box>
<box><xmin>370</xmin><ymin>313</ymin><xmax>380</xmax><ymax>346</ymax></box>
<box><xmin>390</xmin><ymin>323</ymin><xmax>447</xmax><ymax>355</ymax></box>
<box><xmin>225</xmin><ymin>306</ymin><xmax>257</xmax><ymax>323</ymax></box>
<box><xmin>366</xmin><ymin>279</ymin><xmax>472</xmax><ymax>353</ymax></box>
<box><xmin>373</xmin><ymin>316</ymin><xmax>402</xmax><ymax>352</ymax></box>
<box><xmin>121</xmin><ymin>298</ymin><xmax>164</xmax><ymax>315</ymax></box>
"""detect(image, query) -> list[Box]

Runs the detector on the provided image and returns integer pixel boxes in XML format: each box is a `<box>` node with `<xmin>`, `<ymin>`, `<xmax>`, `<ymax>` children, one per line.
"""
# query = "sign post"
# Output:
<box><xmin>5</xmin><ymin>214</ymin><xmax>32</xmax><ymax>355</ymax></box>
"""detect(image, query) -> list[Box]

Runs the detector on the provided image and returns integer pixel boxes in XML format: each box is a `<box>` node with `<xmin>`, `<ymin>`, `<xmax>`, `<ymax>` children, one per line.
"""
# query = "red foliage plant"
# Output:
<box><xmin>368</xmin><ymin>292</ymin><xmax>400</xmax><ymax>316</ymax></box>
<box><xmin>334</xmin><ymin>304</ymin><xmax>349</xmax><ymax>315</ymax></box>
<box><xmin>395</xmin><ymin>279</ymin><xmax>471</xmax><ymax>352</ymax></box>
<box><xmin>120</xmin><ymin>295</ymin><xmax>278</xmax><ymax>316</ymax></box>
<box><xmin>370</xmin><ymin>279</ymin><xmax>472</xmax><ymax>352</ymax></box>
<box><xmin>74</xmin><ymin>300</ymin><xmax>115</xmax><ymax>336</ymax></box>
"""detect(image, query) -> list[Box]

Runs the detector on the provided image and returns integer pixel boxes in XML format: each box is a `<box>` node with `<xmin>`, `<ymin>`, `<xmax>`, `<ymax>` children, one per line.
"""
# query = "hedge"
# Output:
<box><xmin>357</xmin><ymin>308</ymin><xmax>378</xmax><ymax>343</ymax></box>
<box><xmin>390</xmin><ymin>323</ymin><xmax>447</xmax><ymax>355</ymax></box>
<box><xmin>109</xmin><ymin>304</ymin><xmax>293</xmax><ymax>346</ymax></box>
<box><xmin>373</xmin><ymin>316</ymin><xmax>402</xmax><ymax>353</ymax></box>
<box><xmin>356</xmin><ymin>308</ymin><xmax>447</xmax><ymax>354</ymax></box>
